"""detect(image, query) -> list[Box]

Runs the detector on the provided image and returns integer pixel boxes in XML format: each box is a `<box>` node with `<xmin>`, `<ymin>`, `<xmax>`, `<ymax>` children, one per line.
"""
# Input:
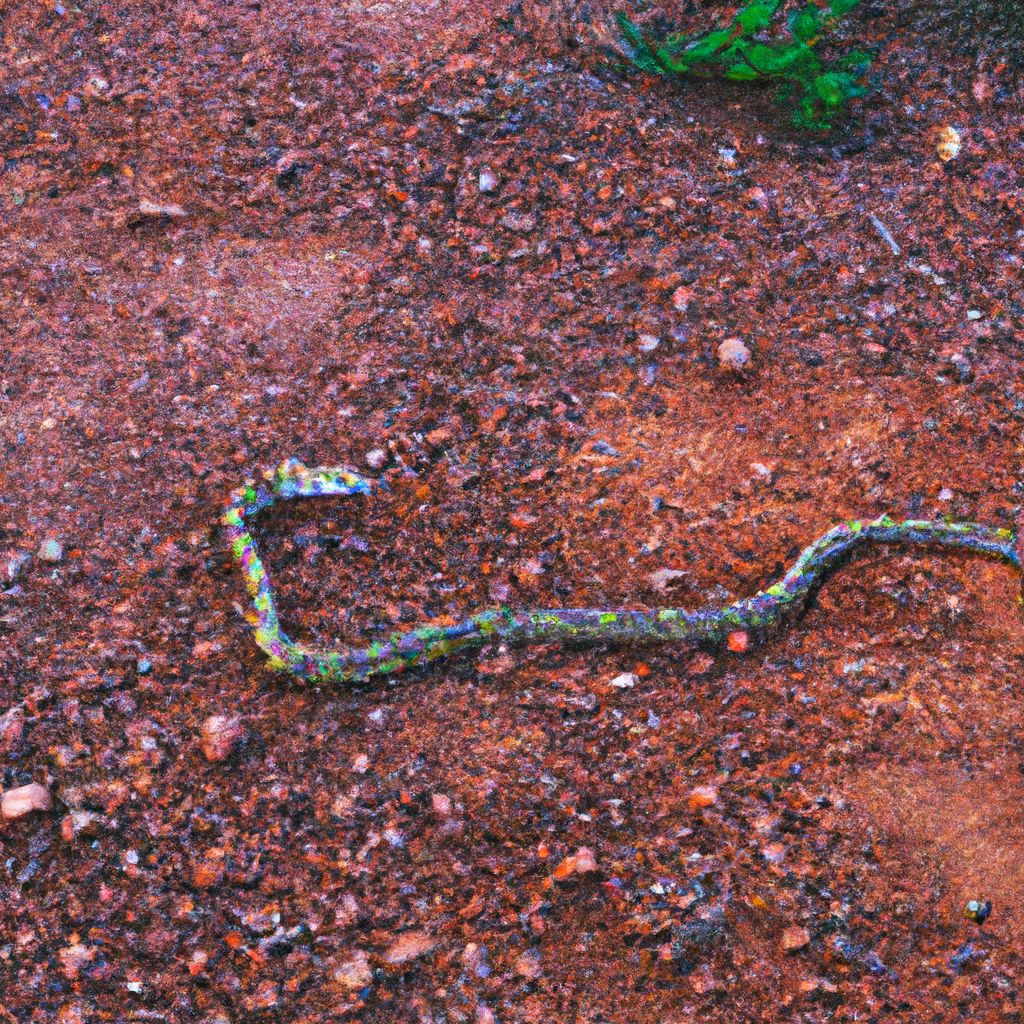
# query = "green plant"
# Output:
<box><xmin>616</xmin><ymin>0</ymin><xmax>871</xmax><ymax>131</ymax></box>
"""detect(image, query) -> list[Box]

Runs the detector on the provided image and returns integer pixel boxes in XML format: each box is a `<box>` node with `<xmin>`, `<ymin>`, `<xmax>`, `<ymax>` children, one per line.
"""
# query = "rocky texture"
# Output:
<box><xmin>2</xmin><ymin>0</ymin><xmax>1024</xmax><ymax>1021</ymax></box>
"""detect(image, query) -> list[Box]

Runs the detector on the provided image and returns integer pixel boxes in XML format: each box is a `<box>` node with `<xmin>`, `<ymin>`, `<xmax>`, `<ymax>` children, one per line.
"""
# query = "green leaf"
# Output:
<box><xmin>680</xmin><ymin>27</ymin><xmax>741</xmax><ymax>63</ymax></box>
<box><xmin>734</xmin><ymin>0</ymin><xmax>783</xmax><ymax>34</ymax></box>
<box><xmin>724</xmin><ymin>58</ymin><xmax>762</xmax><ymax>81</ymax></box>
<box><xmin>612</xmin><ymin>0</ymin><xmax>869</xmax><ymax>132</ymax></box>
<box><xmin>744</xmin><ymin>41</ymin><xmax>817</xmax><ymax>75</ymax></box>
<box><xmin>788</xmin><ymin>8</ymin><xmax>822</xmax><ymax>42</ymax></box>
<box><xmin>614</xmin><ymin>13</ymin><xmax>666</xmax><ymax>75</ymax></box>
<box><xmin>828</xmin><ymin>0</ymin><xmax>863</xmax><ymax>17</ymax></box>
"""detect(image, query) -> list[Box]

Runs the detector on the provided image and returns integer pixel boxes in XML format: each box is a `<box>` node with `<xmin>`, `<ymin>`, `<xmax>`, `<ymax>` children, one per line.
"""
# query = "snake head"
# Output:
<box><xmin>268</xmin><ymin>460</ymin><xmax>371</xmax><ymax>500</ymax></box>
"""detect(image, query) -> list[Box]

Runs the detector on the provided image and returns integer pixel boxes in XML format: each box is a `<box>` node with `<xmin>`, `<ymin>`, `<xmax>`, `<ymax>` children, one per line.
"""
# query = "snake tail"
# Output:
<box><xmin>223</xmin><ymin>461</ymin><xmax>1022</xmax><ymax>684</ymax></box>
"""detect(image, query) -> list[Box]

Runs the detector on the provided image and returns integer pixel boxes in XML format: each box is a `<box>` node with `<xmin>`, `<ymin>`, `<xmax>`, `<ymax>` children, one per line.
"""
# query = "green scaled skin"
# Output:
<box><xmin>224</xmin><ymin>461</ymin><xmax>1022</xmax><ymax>685</ymax></box>
<box><xmin>616</xmin><ymin>0</ymin><xmax>871</xmax><ymax>130</ymax></box>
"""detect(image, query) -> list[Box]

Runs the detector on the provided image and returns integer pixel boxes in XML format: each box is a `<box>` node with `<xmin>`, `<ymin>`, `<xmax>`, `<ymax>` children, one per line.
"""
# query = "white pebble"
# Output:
<box><xmin>1</xmin><ymin>782</ymin><xmax>52</xmax><ymax>820</ymax></box>
<box><xmin>717</xmin><ymin>338</ymin><xmax>751</xmax><ymax>370</ymax></box>
<box><xmin>38</xmin><ymin>538</ymin><xmax>63</xmax><ymax>563</ymax></box>
<box><xmin>478</xmin><ymin>168</ymin><xmax>499</xmax><ymax>193</ymax></box>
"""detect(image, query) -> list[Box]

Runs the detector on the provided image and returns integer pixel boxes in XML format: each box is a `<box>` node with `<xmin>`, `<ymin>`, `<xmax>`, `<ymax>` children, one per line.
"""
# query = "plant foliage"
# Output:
<box><xmin>616</xmin><ymin>0</ymin><xmax>871</xmax><ymax>130</ymax></box>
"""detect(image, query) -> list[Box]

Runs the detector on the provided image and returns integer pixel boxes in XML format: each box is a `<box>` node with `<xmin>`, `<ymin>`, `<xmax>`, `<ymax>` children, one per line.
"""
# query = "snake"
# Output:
<box><xmin>223</xmin><ymin>460</ymin><xmax>1022</xmax><ymax>684</ymax></box>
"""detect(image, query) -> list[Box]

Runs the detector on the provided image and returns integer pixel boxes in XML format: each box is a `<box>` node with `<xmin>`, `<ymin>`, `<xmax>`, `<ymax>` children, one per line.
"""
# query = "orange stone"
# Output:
<box><xmin>727</xmin><ymin>630</ymin><xmax>749</xmax><ymax>652</ymax></box>
<box><xmin>553</xmin><ymin>846</ymin><xmax>598</xmax><ymax>879</ymax></box>
<box><xmin>552</xmin><ymin>855</ymin><xmax>577</xmax><ymax>880</ymax></box>
<box><xmin>192</xmin><ymin>860</ymin><xmax>223</xmax><ymax>889</ymax></box>
<box><xmin>687</xmin><ymin>785</ymin><xmax>719</xmax><ymax>811</ymax></box>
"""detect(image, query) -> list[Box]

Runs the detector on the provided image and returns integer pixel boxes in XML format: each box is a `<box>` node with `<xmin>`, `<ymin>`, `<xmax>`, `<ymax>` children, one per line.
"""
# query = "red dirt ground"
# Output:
<box><xmin>2</xmin><ymin>1</ymin><xmax>1023</xmax><ymax>1021</ymax></box>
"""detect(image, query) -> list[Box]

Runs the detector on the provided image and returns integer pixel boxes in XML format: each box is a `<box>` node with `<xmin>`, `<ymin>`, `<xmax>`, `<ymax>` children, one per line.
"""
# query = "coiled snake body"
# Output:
<box><xmin>224</xmin><ymin>460</ymin><xmax>1022</xmax><ymax>683</ymax></box>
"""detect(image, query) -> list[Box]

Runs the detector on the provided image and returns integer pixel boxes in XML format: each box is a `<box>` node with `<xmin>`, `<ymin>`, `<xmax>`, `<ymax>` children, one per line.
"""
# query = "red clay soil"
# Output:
<box><xmin>2</xmin><ymin>1</ymin><xmax>1024</xmax><ymax>1021</ymax></box>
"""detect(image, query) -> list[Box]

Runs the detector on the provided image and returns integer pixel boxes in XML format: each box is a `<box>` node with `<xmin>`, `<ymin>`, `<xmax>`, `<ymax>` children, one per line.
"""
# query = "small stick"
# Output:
<box><xmin>224</xmin><ymin>461</ymin><xmax>1021</xmax><ymax>684</ymax></box>
<box><xmin>868</xmin><ymin>212</ymin><xmax>901</xmax><ymax>256</ymax></box>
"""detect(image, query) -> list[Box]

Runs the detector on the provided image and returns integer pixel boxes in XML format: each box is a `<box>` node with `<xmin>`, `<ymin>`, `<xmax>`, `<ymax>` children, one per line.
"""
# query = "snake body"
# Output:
<box><xmin>224</xmin><ymin>460</ymin><xmax>1022</xmax><ymax>683</ymax></box>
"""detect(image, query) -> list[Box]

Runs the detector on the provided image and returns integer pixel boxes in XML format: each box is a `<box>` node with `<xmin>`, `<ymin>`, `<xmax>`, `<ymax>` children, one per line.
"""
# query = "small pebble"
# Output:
<box><xmin>638</xmin><ymin>333</ymin><xmax>660</xmax><ymax>353</ymax></box>
<box><xmin>38</xmin><ymin>538</ymin><xmax>64</xmax><ymax>563</ymax></box>
<box><xmin>61</xmin><ymin>810</ymin><xmax>103</xmax><ymax>841</ymax></box>
<box><xmin>478</xmin><ymin>168</ymin><xmax>498</xmax><ymax>193</ymax></box>
<box><xmin>687</xmin><ymin>785</ymin><xmax>719</xmax><ymax>811</ymax></box>
<box><xmin>552</xmin><ymin>846</ymin><xmax>598</xmax><ymax>879</ymax></box>
<box><xmin>717</xmin><ymin>337</ymin><xmax>751</xmax><ymax>370</ymax></box>
<box><xmin>337</xmin><ymin>893</ymin><xmax>360</xmax><ymax>926</ymax></box>
<box><xmin>381</xmin><ymin>930</ymin><xmax>437</xmax><ymax>967</ymax></box>
<box><xmin>431</xmin><ymin>793</ymin><xmax>453</xmax><ymax>817</ymax></box>
<box><xmin>609</xmin><ymin>672</ymin><xmax>637</xmax><ymax>689</ymax></box>
<box><xmin>937</xmin><ymin>125</ymin><xmax>961</xmax><ymax>162</ymax></box>
<box><xmin>352</xmin><ymin>752</ymin><xmax>370</xmax><ymax>774</ymax></box>
<box><xmin>648</xmin><ymin>568</ymin><xmax>688</xmax><ymax>593</ymax></box>
<box><xmin>1</xmin><ymin>782</ymin><xmax>52</xmax><ymax>821</ymax></box>
<box><xmin>188</xmin><ymin>950</ymin><xmax>209</xmax><ymax>976</ymax></box>
<box><xmin>726</xmin><ymin>629</ymin><xmax>749</xmax><ymax>653</ymax></box>
<box><xmin>949</xmin><ymin>352</ymin><xmax>973</xmax><ymax>382</ymax></box>
<box><xmin>781</xmin><ymin>926</ymin><xmax>811</xmax><ymax>952</ymax></box>
<box><xmin>965</xmin><ymin>898</ymin><xmax>992</xmax><ymax>924</ymax></box>
<box><xmin>689</xmin><ymin>966</ymin><xmax>719</xmax><ymax>994</ymax></box>
<box><xmin>200</xmin><ymin>715</ymin><xmax>244</xmax><ymax>762</ymax></box>
<box><xmin>192</xmin><ymin>858</ymin><xmax>224</xmax><ymax>889</ymax></box>
<box><xmin>365</xmin><ymin>448</ymin><xmax>387</xmax><ymax>470</ymax></box>
<box><xmin>332</xmin><ymin>950</ymin><xmax>373</xmax><ymax>991</ymax></box>
<box><xmin>138</xmin><ymin>198</ymin><xmax>189</xmax><ymax>218</ymax></box>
